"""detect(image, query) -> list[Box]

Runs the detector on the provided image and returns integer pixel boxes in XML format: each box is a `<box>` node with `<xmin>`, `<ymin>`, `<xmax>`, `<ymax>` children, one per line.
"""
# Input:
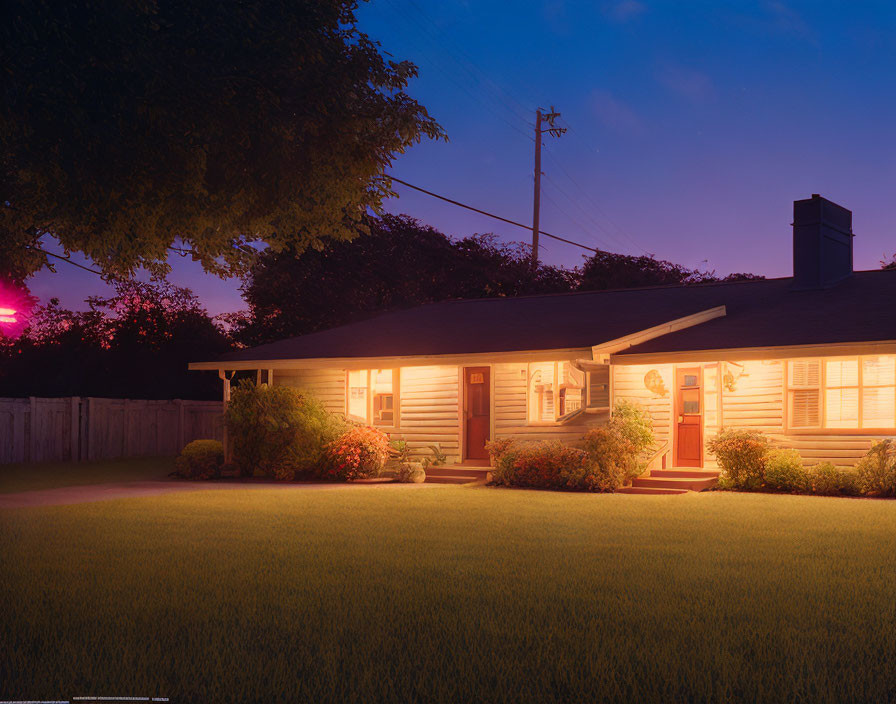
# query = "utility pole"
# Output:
<box><xmin>531</xmin><ymin>106</ymin><xmax>566</xmax><ymax>268</ymax></box>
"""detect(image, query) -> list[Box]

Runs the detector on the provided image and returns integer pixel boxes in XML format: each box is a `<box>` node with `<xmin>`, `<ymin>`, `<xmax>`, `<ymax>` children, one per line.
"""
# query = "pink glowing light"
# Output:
<box><xmin>0</xmin><ymin>283</ymin><xmax>35</xmax><ymax>340</ymax></box>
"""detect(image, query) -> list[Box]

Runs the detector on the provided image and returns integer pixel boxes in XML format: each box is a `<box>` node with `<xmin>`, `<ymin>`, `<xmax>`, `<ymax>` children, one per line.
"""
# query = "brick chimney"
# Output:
<box><xmin>792</xmin><ymin>194</ymin><xmax>854</xmax><ymax>290</ymax></box>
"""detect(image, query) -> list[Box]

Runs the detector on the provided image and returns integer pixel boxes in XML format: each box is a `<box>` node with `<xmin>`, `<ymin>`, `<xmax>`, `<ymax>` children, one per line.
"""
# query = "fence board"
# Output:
<box><xmin>0</xmin><ymin>397</ymin><xmax>223</xmax><ymax>463</ymax></box>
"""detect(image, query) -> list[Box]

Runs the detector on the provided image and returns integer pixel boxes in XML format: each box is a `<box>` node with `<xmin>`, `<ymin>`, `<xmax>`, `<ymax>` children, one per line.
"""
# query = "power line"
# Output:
<box><xmin>542</xmin><ymin>169</ymin><xmax>633</xmax><ymax>253</ymax></box>
<box><xmin>28</xmin><ymin>246</ymin><xmax>107</xmax><ymax>277</ymax></box>
<box><xmin>388</xmin><ymin>175</ymin><xmax>601</xmax><ymax>254</ymax></box>
<box><xmin>539</xmin><ymin>189</ymin><xmax>603</xmax><ymax>250</ymax></box>
<box><xmin>543</xmin><ymin>126</ymin><xmax>649</xmax><ymax>254</ymax></box>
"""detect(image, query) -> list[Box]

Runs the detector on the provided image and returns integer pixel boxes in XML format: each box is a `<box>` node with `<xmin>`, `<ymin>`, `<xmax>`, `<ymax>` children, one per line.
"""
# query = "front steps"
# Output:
<box><xmin>424</xmin><ymin>465</ymin><xmax>490</xmax><ymax>485</ymax></box>
<box><xmin>617</xmin><ymin>468</ymin><xmax>719</xmax><ymax>495</ymax></box>
<box><xmin>416</xmin><ymin>464</ymin><xmax>718</xmax><ymax>491</ymax></box>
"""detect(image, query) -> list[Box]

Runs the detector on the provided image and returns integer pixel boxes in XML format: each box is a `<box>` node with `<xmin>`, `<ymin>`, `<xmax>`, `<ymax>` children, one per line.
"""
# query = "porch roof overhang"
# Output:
<box><xmin>189</xmin><ymin>307</ymin><xmax>729</xmax><ymax>372</ymax></box>
<box><xmin>188</xmin><ymin>346</ymin><xmax>595</xmax><ymax>372</ymax></box>
<box><xmin>609</xmin><ymin>339</ymin><xmax>896</xmax><ymax>365</ymax></box>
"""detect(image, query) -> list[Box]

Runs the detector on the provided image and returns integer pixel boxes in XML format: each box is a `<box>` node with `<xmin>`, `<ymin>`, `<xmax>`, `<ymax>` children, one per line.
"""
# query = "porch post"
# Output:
<box><xmin>219</xmin><ymin>369</ymin><xmax>232</xmax><ymax>462</ymax></box>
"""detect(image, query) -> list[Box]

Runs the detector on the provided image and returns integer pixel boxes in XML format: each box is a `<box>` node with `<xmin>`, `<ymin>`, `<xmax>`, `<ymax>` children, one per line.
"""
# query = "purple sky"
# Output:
<box><xmin>29</xmin><ymin>0</ymin><xmax>896</xmax><ymax>315</ymax></box>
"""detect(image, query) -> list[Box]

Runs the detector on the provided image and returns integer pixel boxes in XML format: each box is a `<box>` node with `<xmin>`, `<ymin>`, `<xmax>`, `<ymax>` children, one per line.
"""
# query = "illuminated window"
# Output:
<box><xmin>862</xmin><ymin>357</ymin><xmax>896</xmax><ymax>428</ymax></box>
<box><xmin>787</xmin><ymin>357</ymin><xmax>896</xmax><ymax>430</ymax></box>
<box><xmin>346</xmin><ymin>368</ymin><xmax>398</xmax><ymax>427</ymax></box>
<box><xmin>825</xmin><ymin>359</ymin><xmax>858</xmax><ymax>428</ymax></box>
<box><xmin>371</xmin><ymin>369</ymin><xmax>395</xmax><ymax>425</ymax></box>
<box><xmin>528</xmin><ymin>362</ymin><xmax>585</xmax><ymax>422</ymax></box>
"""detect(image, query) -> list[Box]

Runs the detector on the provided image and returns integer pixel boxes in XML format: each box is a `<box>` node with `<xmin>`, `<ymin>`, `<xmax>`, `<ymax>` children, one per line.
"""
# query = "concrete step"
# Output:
<box><xmin>424</xmin><ymin>474</ymin><xmax>484</xmax><ymax>485</ymax></box>
<box><xmin>429</xmin><ymin>466</ymin><xmax>491</xmax><ymax>479</ymax></box>
<box><xmin>617</xmin><ymin>486</ymin><xmax>689</xmax><ymax>495</ymax></box>
<box><xmin>650</xmin><ymin>469</ymin><xmax>721</xmax><ymax>479</ymax></box>
<box><xmin>632</xmin><ymin>476</ymin><xmax>718</xmax><ymax>491</ymax></box>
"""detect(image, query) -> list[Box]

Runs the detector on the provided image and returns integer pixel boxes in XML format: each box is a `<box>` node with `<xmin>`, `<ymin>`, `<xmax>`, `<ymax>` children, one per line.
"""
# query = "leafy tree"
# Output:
<box><xmin>578</xmin><ymin>251</ymin><xmax>763</xmax><ymax>290</ymax></box>
<box><xmin>1</xmin><ymin>0</ymin><xmax>444</xmax><ymax>282</ymax></box>
<box><xmin>234</xmin><ymin>214</ymin><xmax>578</xmax><ymax>345</ymax></box>
<box><xmin>0</xmin><ymin>281</ymin><xmax>230</xmax><ymax>398</ymax></box>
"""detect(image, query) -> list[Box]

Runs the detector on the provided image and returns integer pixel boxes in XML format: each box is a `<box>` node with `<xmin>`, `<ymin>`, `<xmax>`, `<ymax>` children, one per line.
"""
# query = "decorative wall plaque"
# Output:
<box><xmin>643</xmin><ymin>369</ymin><xmax>668</xmax><ymax>397</ymax></box>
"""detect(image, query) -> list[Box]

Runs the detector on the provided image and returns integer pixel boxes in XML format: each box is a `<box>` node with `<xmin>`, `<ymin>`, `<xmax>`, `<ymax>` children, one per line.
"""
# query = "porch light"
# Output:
<box><xmin>723</xmin><ymin>362</ymin><xmax>748</xmax><ymax>392</ymax></box>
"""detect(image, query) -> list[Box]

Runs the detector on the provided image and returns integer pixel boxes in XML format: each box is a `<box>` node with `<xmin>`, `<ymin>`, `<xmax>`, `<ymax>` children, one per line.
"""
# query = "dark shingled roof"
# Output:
<box><xmin>217</xmin><ymin>269</ymin><xmax>896</xmax><ymax>362</ymax></box>
<box><xmin>616</xmin><ymin>269</ymin><xmax>896</xmax><ymax>356</ymax></box>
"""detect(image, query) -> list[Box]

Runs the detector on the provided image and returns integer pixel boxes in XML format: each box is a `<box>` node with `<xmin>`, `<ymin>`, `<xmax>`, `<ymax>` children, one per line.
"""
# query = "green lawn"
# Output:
<box><xmin>0</xmin><ymin>456</ymin><xmax>174</xmax><ymax>493</ymax></box>
<box><xmin>1</xmin><ymin>487</ymin><xmax>894</xmax><ymax>703</ymax></box>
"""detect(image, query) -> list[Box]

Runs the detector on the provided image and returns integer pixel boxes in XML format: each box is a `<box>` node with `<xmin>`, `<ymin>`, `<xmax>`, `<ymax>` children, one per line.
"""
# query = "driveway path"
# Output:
<box><xmin>0</xmin><ymin>478</ymin><xmax>438</xmax><ymax>509</ymax></box>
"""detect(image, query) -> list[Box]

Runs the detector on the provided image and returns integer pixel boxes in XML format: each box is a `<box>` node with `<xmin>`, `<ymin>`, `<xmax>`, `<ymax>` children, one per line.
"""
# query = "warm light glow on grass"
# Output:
<box><xmin>1</xmin><ymin>487</ymin><xmax>894</xmax><ymax>700</ymax></box>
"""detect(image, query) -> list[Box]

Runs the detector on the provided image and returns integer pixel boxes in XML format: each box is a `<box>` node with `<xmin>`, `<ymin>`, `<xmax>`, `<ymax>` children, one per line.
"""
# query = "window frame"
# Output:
<box><xmin>527</xmin><ymin>361</ymin><xmax>585</xmax><ymax>425</ymax></box>
<box><xmin>345</xmin><ymin>367</ymin><xmax>400</xmax><ymax>429</ymax></box>
<box><xmin>785</xmin><ymin>356</ymin><xmax>896</xmax><ymax>433</ymax></box>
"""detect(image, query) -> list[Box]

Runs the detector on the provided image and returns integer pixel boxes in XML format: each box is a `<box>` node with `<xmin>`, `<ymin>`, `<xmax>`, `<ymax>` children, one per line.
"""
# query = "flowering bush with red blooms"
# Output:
<box><xmin>321</xmin><ymin>425</ymin><xmax>391</xmax><ymax>481</ymax></box>
<box><xmin>487</xmin><ymin>439</ymin><xmax>592</xmax><ymax>491</ymax></box>
<box><xmin>706</xmin><ymin>428</ymin><xmax>770</xmax><ymax>490</ymax></box>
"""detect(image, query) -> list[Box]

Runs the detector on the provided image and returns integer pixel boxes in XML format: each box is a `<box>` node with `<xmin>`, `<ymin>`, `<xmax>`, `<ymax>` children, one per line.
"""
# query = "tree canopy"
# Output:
<box><xmin>579</xmin><ymin>251</ymin><xmax>763</xmax><ymax>290</ymax></box>
<box><xmin>232</xmin><ymin>214</ymin><xmax>762</xmax><ymax>346</ymax></box>
<box><xmin>0</xmin><ymin>281</ymin><xmax>230</xmax><ymax>398</ymax></box>
<box><xmin>1</xmin><ymin>0</ymin><xmax>443</xmax><ymax>283</ymax></box>
<box><xmin>232</xmin><ymin>214</ymin><xmax>579</xmax><ymax>346</ymax></box>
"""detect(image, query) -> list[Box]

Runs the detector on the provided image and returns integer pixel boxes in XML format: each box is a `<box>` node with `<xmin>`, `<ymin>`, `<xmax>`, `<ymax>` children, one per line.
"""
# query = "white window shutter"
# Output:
<box><xmin>791</xmin><ymin>389</ymin><xmax>821</xmax><ymax>428</ymax></box>
<box><xmin>790</xmin><ymin>360</ymin><xmax>820</xmax><ymax>387</ymax></box>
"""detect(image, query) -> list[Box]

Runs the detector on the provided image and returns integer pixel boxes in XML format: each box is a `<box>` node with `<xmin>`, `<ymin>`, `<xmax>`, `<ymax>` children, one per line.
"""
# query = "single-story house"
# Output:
<box><xmin>191</xmin><ymin>194</ymin><xmax>896</xmax><ymax>471</ymax></box>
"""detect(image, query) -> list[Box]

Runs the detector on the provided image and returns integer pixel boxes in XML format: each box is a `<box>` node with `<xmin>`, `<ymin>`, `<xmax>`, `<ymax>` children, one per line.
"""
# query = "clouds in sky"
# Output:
<box><xmin>657</xmin><ymin>64</ymin><xmax>713</xmax><ymax>102</ymax></box>
<box><xmin>589</xmin><ymin>89</ymin><xmax>645</xmax><ymax>135</ymax></box>
<box><xmin>603</xmin><ymin>1</ymin><xmax>646</xmax><ymax>23</ymax></box>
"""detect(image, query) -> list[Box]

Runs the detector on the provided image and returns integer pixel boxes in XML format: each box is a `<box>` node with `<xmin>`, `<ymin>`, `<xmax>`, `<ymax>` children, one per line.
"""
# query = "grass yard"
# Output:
<box><xmin>1</xmin><ymin>487</ymin><xmax>894</xmax><ymax>703</ymax></box>
<box><xmin>0</xmin><ymin>456</ymin><xmax>174</xmax><ymax>493</ymax></box>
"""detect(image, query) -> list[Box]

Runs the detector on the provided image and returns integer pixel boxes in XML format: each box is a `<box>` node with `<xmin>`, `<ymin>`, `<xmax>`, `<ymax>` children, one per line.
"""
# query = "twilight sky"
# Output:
<box><xmin>30</xmin><ymin>0</ymin><xmax>896</xmax><ymax>314</ymax></box>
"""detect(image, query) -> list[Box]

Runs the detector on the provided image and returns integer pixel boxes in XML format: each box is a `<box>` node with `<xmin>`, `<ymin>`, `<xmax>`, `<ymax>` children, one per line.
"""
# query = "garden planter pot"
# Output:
<box><xmin>400</xmin><ymin>461</ymin><xmax>426</xmax><ymax>483</ymax></box>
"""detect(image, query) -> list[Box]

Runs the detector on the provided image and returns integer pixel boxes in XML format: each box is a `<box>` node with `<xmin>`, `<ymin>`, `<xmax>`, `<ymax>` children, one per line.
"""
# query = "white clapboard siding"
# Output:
<box><xmin>396</xmin><ymin>365</ymin><xmax>460</xmax><ymax>461</ymax></box>
<box><xmin>718</xmin><ymin>360</ymin><xmax>784</xmax><ymax>433</ymax></box>
<box><xmin>276</xmin><ymin>365</ymin><xmax>461</xmax><ymax>461</ymax></box>
<box><xmin>611</xmin><ymin>363</ymin><xmax>674</xmax><ymax>448</ymax></box>
<box><xmin>493</xmin><ymin>363</ymin><xmax>608</xmax><ymax>443</ymax></box>
<box><xmin>275</xmin><ymin>369</ymin><xmax>346</xmax><ymax>414</ymax></box>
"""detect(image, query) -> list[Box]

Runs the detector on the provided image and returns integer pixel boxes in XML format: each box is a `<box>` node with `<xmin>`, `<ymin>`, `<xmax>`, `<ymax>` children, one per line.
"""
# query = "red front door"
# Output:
<box><xmin>675</xmin><ymin>366</ymin><xmax>703</xmax><ymax>467</ymax></box>
<box><xmin>464</xmin><ymin>367</ymin><xmax>490</xmax><ymax>461</ymax></box>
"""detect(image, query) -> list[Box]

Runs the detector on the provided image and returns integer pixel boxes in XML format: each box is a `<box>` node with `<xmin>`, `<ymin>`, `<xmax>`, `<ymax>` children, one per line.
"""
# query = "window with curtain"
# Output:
<box><xmin>346</xmin><ymin>368</ymin><xmax>398</xmax><ymax>426</ymax></box>
<box><xmin>787</xmin><ymin>356</ymin><xmax>896</xmax><ymax>430</ymax></box>
<box><xmin>528</xmin><ymin>361</ymin><xmax>585</xmax><ymax>422</ymax></box>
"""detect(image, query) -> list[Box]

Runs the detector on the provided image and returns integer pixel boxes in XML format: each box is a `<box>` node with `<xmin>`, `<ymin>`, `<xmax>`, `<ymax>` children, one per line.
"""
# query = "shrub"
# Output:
<box><xmin>581</xmin><ymin>426</ymin><xmax>638</xmax><ymax>490</ymax></box>
<box><xmin>808</xmin><ymin>462</ymin><xmax>858</xmax><ymax>497</ymax></box>
<box><xmin>174</xmin><ymin>439</ymin><xmax>224</xmax><ymax>479</ymax></box>
<box><xmin>705</xmin><ymin>428</ymin><xmax>769</xmax><ymax>490</ymax></box>
<box><xmin>764</xmin><ymin>448</ymin><xmax>808</xmax><ymax>493</ymax></box>
<box><xmin>838</xmin><ymin>469</ymin><xmax>862</xmax><ymax>497</ymax></box>
<box><xmin>485</xmin><ymin>438</ymin><xmax>515</xmax><ymax>464</ymax></box>
<box><xmin>855</xmin><ymin>439</ymin><xmax>896</xmax><ymax>497</ymax></box>
<box><xmin>488</xmin><ymin>439</ymin><xmax>593</xmax><ymax>491</ymax></box>
<box><xmin>609</xmin><ymin>399</ymin><xmax>654</xmax><ymax>458</ymax></box>
<box><xmin>224</xmin><ymin>380</ymin><xmax>346</xmax><ymax>479</ymax></box>
<box><xmin>322</xmin><ymin>426</ymin><xmax>392</xmax><ymax>481</ymax></box>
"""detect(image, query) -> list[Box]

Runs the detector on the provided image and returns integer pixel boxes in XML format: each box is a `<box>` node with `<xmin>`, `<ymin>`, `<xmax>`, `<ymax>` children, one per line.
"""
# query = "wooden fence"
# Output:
<box><xmin>0</xmin><ymin>397</ymin><xmax>223</xmax><ymax>464</ymax></box>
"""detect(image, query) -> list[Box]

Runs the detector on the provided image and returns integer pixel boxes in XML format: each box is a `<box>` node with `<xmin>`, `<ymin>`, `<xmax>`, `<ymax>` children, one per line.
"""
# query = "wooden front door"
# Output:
<box><xmin>675</xmin><ymin>366</ymin><xmax>703</xmax><ymax>467</ymax></box>
<box><xmin>464</xmin><ymin>367</ymin><xmax>490</xmax><ymax>461</ymax></box>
